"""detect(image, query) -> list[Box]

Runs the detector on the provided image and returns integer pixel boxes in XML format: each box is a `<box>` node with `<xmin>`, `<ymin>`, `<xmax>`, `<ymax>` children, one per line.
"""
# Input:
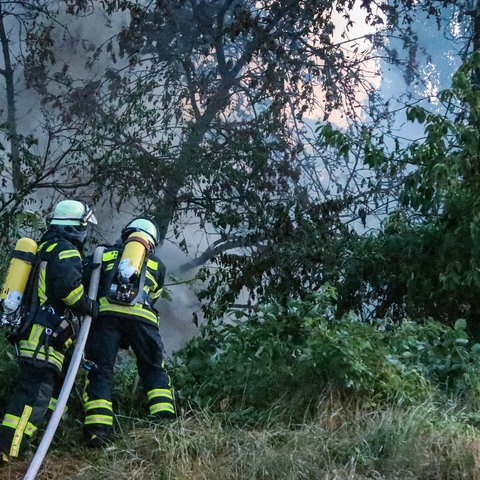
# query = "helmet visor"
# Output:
<box><xmin>82</xmin><ymin>205</ymin><xmax>98</xmax><ymax>225</ymax></box>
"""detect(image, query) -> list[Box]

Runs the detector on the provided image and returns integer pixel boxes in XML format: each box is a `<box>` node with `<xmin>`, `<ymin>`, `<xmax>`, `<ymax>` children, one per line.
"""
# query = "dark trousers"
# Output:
<box><xmin>0</xmin><ymin>361</ymin><xmax>58</xmax><ymax>457</ymax></box>
<box><xmin>83</xmin><ymin>316</ymin><xmax>174</xmax><ymax>438</ymax></box>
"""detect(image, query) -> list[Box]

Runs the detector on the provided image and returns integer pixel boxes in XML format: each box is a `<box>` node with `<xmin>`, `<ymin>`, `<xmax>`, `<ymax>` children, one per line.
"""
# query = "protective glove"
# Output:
<box><xmin>89</xmin><ymin>299</ymin><xmax>100</xmax><ymax>320</ymax></box>
<box><xmin>84</xmin><ymin>261</ymin><xmax>101</xmax><ymax>271</ymax></box>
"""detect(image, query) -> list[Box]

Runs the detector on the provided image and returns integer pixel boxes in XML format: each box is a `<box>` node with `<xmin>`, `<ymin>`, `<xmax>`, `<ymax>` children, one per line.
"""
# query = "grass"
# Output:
<box><xmin>3</xmin><ymin>392</ymin><xmax>480</xmax><ymax>480</ymax></box>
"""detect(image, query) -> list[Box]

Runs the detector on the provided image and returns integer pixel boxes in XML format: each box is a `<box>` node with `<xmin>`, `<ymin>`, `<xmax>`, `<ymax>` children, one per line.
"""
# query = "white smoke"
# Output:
<box><xmin>0</xmin><ymin>1</ymin><xmax>202</xmax><ymax>357</ymax></box>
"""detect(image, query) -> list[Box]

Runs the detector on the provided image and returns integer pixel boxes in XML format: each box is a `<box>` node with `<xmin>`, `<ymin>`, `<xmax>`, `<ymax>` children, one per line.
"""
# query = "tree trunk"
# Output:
<box><xmin>0</xmin><ymin>2</ymin><xmax>22</xmax><ymax>193</ymax></box>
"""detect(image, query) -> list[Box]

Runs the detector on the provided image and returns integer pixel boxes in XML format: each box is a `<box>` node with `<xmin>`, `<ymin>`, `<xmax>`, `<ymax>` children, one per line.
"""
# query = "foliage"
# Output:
<box><xmin>0</xmin><ymin>0</ymin><xmax>478</xmax><ymax>327</ymax></box>
<box><xmin>172</xmin><ymin>291</ymin><xmax>480</xmax><ymax>424</ymax></box>
<box><xmin>2</xmin><ymin>318</ymin><xmax>480</xmax><ymax>479</ymax></box>
<box><xmin>27</xmin><ymin>0</ymin><xmax>377</xmax><ymax>232</ymax></box>
<box><xmin>8</xmin><ymin>0</ymin><xmax>469</xmax><ymax>324</ymax></box>
<box><xmin>0</xmin><ymin>335</ymin><xmax>19</xmax><ymax>411</ymax></box>
<box><xmin>0</xmin><ymin>1</ymin><xmax>102</xmax><ymax>258</ymax></box>
<box><xmin>195</xmin><ymin>191</ymin><xmax>353</xmax><ymax>320</ymax></box>
<box><xmin>2</xmin><ymin>399</ymin><xmax>479</xmax><ymax>480</ymax></box>
<box><xmin>312</xmin><ymin>52</ymin><xmax>480</xmax><ymax>331</ymax></box>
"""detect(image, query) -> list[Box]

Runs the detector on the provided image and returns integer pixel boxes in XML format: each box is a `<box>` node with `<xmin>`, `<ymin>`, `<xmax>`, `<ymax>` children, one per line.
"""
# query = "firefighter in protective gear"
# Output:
<box><xmin>82</xmin><ymin>217</ymin><xmax>175</xmax><ymax>448</ymax></box>
<box><xmin>0</xmin><ymin>199</ymin><xmax>99</xmax><ymax>464</ymax></box>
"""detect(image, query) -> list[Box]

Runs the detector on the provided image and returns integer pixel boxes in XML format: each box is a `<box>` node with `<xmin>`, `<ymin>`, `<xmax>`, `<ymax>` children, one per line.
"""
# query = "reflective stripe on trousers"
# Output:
<box><xmin>84</xmin><ymin>398</ymin><xmax>114</xmax><ymax>427</ymax></box>
<box><xmin>1</xmin><ymin>406</ymin><xmax>37</xmax><ymax>457</ymax></box>
<box><xmin>147</xmin><ymin>388</ymin><xmax>175</xmax><ymax>415</ymax></box>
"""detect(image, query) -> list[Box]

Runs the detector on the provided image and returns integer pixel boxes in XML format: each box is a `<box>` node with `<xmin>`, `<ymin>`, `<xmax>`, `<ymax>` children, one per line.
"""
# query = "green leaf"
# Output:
<box><xmin>453</xmin><ymin>318</ymin><xmax>467</xmax><ymax>331</ymax></box>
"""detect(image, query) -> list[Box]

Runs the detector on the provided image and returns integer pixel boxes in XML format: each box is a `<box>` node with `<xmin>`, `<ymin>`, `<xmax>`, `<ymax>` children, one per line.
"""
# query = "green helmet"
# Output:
<box><xmin>50</xmin><ymin>200</ymin><xmax>98</xmax><ymax>227</ymax></box>
<box><xmin>121</xmin><ymin>218</ymin><xmax>159</xmax><ymax>247</ymax></box>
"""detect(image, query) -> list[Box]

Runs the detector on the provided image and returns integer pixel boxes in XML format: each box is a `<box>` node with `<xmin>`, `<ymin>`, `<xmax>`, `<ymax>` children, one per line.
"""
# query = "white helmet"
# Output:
<box><xmin>121</xmin><ymin>218</ymin><xmax>159</xmax><ymax>247</ymax></box>
<box><xmin>50</xmin><ymin>200</ymin><xmax>97</xmax><ymax>227</ymax></box>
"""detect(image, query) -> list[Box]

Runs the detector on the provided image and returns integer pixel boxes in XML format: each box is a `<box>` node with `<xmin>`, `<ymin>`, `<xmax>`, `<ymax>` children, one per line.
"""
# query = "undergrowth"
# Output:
<box><xmin>2</xmin><ymin>287</ymin><xmax>480</xmax><ymax>478</ymax></box>
<box><xmin>4</xmin><ymin>394</ymin><xmax>480</xmax><ymax>480</ymax></box>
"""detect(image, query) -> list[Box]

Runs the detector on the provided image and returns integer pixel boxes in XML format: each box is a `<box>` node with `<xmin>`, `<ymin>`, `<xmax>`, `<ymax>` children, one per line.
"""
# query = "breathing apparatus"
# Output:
<box><xmin>0</xmin><ymin>200</ymin><xmax>97</xmax><ymax>327</ymax></box>
<box><xmin>107</xmin><ymin>231</ymin><xmax>154</xmax><ymax>305</ymax></box>
<box><xmin>0</xmin><ymin>237</ymin><xmax>38</xmax><ymax>327</ymax></box>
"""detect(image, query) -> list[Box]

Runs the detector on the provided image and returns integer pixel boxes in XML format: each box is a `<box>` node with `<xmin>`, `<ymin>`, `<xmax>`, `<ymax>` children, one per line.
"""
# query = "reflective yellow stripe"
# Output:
<box><xmin>2</xmin><ymin>414</ymin><xmax>37</xmax><ymax>437</ymax></box>
<box><xmin>147</xmin><ymin>389</ymin><xmax>173</xmax><ymax>401</ymax></box>
<box><xmin>150</xmin><ymin>287</ymin><xmax>162</xmax><ymax>301</ymax></box>
<box><xmin>149</xmin><ymin>403</ymin><xmax>175</xmax><ymax>415</ymax></box>
<box><xmin>2</xmin><ymin>414</ymin><xmax>18</xmax><ymax>429</ymax></box>
<box><xmin>62</xmin><ymin>284</ymin><xmax>84</xmax><ymax>306</ymax></box>
<box><xmin>103</xmin><ymin>251</ymin><xmax>118</xmax><ymax>262</ymax></box>
<box><xmin>19</xmin><ymin>348</ymin><xmax>64</xmax><ymax>368</ymax></box>
<box><xmin>147</xmin><ymin>259</ymin><xmax>158</xmax><ymax>270</ymax></box>
<box><xmin>98</xmin><ymin>297</ymin><xmax>158</xmax><ymax>323</ymax></box>
<box><xmin>10</xmin><ymin>405</ymin><xmax>32</xmax><ymax>457</ymax></box>
<box><xmin>145</xmin><ymin>271</ymin><xmax>158</xmax><ymax>289</ymax></box>
<box><xmin>18</xmin><ymin>341</ymin><xmax>64</xmax><ymax>371</ymax></box>
<box><xmin>145</xmin><ymin>271</ymin><xmax>155</xmax><ymax>284</ymax></box>
<box><xmin>38</xmin><ymin>261</ymin><xmax>48</xmax><ymax>304</ymax></box>
<box><xmin>45</xmin><ymin>243</ymin><xmax>58</xmax><ymax>252</ymax></box>
<box><xmin>18</xmin><ymin>351</ymin><xmax>63</xmax><ymax>371</ymax></box>
<box><xmin>19</xmin><ymin>339</ymin><xmax>64</xmax><ymax>360</ymax></box>
<box><xmin>58</xmin><ymin>249</ymin><xmax>81</xmax><ymax>260</ymax></box>
<box><xmin>48</xmin><ymin>398</ymin><xmax>68</xmax><ymax>418</ymax></box>
<box><xmin>84</xmin><ymin>415</ymin><xmax>113</xmax><ymax>426</ymax></box>
<box><xmin>84</xmin><ymin>399</ymin><xmax>113</xmax><ymax>411</ymax></box>
<box><xmin>29</xmin><ymin>324</ymin><xmax>44</xmax><ymax>343</ymax></box>
<box><xmin>24</xmin><ymin>423</ymin><xmax>36</xmax><ymax>436</ymax></box>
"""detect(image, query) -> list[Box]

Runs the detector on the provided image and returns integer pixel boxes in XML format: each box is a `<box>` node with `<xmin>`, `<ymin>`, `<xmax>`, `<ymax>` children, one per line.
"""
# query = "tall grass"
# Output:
<box><xmin>3</xmin><ymin>293</ymin><xmax>480</xmax><ymax>478</ymax></box>
<box><xmin>3</xmin><ymin>391</ymin><xmax>480</xmax><ymax>480</ymax></box>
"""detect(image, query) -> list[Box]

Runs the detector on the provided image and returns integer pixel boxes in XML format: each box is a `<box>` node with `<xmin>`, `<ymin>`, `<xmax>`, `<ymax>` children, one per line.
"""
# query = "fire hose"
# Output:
<box><xmin>23</xmin><ymin>245</ymin><xmax>105</xmax><ymax>480</ymax></box>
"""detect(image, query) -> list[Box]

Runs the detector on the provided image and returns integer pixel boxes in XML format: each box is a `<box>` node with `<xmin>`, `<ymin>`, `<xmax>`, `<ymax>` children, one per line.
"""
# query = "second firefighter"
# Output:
<box><xmin>83</xmin><ymin>217</ymin><xmax>175</xmax><ymax>448</ymax></box>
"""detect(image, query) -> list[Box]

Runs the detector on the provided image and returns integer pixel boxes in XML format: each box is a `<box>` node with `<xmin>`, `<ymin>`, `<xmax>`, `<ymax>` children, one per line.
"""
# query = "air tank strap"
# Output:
<box><xmin>124</xmin><ymin>233</ymin><xmax>152</xmax><ymax>252</ymax></box>
<box><xmin>130</xmin><ymin>260</ymin><xmax>148</xmax><ymax>305</ymax></box>
<box><xmin>11</xmin><ymin>250</ymin><xmax>36</xmax><ymax>263</ymax></box>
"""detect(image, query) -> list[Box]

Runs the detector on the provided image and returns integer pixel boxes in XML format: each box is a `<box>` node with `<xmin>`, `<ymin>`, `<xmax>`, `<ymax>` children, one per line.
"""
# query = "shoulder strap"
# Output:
<box><xmin>127</xmin><ymin>259</ymin><xmax>148</xmax><ymax>306</ymax></box>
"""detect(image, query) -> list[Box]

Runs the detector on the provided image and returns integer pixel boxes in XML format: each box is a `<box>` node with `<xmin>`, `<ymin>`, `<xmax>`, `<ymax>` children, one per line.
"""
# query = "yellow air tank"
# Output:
<box><xmin>117</xmin><ymin>231</ymin><xmax>151</xmax><ymax>284</ymax></box>
<box><xmin>0</xmin><ymin>237</ymin><xmax>38</xmax><ymax>315</ymax></box>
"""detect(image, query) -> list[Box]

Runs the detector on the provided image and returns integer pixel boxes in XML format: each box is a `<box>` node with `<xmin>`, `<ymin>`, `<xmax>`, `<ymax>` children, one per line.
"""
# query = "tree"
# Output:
<box><xmin>0</xmin><ymin>0</ymin><xmax>102</xmax><ymax>245</ymax></box>
<box><xmin>328</xmin><ymin>52</ymin><xmax>480</xmax><ymax>329</ymax></box>
<box><xmin>23</xmin><ymin>0</ymin><xmax>400</xmax><ymax>318</ymax></box>
<box><xmin>6</xmin><ymin>0</ymin><xmax>472</xmax><ymax>323</ymax></box>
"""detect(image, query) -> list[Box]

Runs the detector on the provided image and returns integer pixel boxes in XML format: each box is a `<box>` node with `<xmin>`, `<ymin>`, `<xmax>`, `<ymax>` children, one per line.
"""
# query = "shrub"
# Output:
<box><xmin>172</xmin><ymin>286</ymin><xmax>480</xmax><ymax>423</ymax></box>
